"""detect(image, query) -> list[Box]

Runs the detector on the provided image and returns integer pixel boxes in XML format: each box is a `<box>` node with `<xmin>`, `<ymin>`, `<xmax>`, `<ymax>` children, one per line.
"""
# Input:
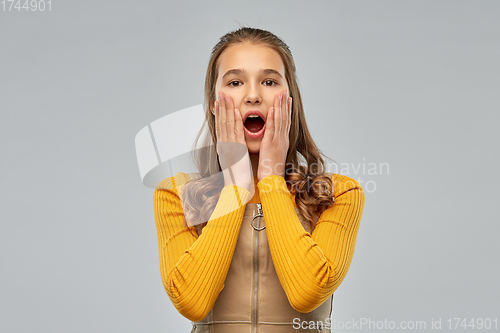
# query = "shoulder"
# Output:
<box><xmin>155</xmin><ymin>172</ymin><xmax>201</xmax><ymax>191</ymax></box>
<box><xmin>324</xmin><ymin>173</ymin><xmax>364</xmax><ymax>199</ymax></box>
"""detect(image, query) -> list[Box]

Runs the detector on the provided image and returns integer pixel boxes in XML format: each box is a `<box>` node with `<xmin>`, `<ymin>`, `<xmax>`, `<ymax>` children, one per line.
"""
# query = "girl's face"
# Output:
<box><xmin>213</xmin><ymin>43</ymin><xmax>289</xmax><ymax>153</ymax></box>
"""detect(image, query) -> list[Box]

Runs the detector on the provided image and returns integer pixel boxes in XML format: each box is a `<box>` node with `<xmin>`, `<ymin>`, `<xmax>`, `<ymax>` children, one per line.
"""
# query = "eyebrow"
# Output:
<box><xmin>221</xmin><ymin>68</ymin><xmax>283</xmax><ymax>80</ymax></box>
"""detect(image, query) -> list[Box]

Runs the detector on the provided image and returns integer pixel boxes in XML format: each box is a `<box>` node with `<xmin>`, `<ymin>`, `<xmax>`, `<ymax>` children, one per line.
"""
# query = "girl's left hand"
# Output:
<box><xmin>257</xmin><ymin>89</ymin><xmax>292</xmax><ymax>182</ymax></box>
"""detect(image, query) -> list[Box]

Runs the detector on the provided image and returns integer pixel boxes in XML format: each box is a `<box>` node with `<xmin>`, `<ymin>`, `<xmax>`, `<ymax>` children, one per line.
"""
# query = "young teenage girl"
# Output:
<box><xmin>153</xmin><ymin>27</ymin><xmax>365</xmax><ymax>333</ymax></box>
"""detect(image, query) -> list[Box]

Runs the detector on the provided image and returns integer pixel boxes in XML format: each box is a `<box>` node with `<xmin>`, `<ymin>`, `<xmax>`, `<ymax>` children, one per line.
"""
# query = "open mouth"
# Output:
<box><xmin>244</xmin><ymin>115</ymin><xmax>265</xmax><ymax>133</ymax></box>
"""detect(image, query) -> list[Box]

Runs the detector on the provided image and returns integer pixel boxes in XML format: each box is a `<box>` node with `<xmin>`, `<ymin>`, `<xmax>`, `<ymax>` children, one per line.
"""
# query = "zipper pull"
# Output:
<box><xmin>251</xmin><ymin>203</ymin><xmax>265</xmax><ymax>230</ymax></box>
<box><xmin>257</xmin><ymin>203</ymin><xmax>263</xmax><ymax>216</ymax></box>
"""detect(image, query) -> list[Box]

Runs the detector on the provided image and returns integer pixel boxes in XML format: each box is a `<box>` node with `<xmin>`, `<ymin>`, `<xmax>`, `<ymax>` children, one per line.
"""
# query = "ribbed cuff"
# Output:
<box><xmin>257</xmin><ymin>175</ymin><xmax>303</xmax><ymax>232</ymax></box>
<box><xmin>257</xmin><ymin>175</ymin><xmax>291</xmax><ymax>196</ymax></box>
<box><xmin>208</xmin><ymin>185</ymin><xmax>251</xmax><ymax>221</ymax></box>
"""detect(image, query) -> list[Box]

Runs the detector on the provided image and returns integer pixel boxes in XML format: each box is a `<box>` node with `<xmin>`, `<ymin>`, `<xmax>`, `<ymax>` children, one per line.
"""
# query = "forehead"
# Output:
<box><xmin>217</xmin><ymin>43</ymin><xmax>285</xmax><ymax>76</ymax></box>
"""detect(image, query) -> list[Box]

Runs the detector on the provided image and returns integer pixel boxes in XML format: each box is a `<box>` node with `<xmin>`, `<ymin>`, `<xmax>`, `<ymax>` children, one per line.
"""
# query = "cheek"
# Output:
<box><xmin>219</xmin><ymin>90</ymin><xmax>242</xmax><ymax>106</ymax></box>
<box><xmin>265</xmin><ymin>90</ymin><xmax>281</xmax><ymax>105</ymax></box>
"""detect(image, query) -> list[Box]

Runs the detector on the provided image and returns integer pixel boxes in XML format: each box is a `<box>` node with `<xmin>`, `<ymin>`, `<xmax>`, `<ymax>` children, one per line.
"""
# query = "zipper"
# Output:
<box><xmin>251</xmin><ymin>203</ymin><xmax>265</xmax><ymax>230</ymax></box>
<box><xmin>252</xmin><ymin>203</ymin><xmax>264</xmax><ymax>333</ymax></box>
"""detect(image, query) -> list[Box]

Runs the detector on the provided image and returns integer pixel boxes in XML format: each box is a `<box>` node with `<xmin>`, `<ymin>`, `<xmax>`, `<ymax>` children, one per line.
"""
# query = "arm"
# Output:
<box><xmin>153</xmin><ymin>173</ymin><xmax>251</xmax><ymax>321</ymax></box>
<box><xmin>257</xmin><ymin>173</ymin><xmax>365</xmax><ymax>313</ymax></box>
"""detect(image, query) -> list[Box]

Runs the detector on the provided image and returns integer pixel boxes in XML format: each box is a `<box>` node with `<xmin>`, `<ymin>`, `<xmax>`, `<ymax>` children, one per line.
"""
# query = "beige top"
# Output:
<box><xmin>191</xmin><ymin>203</ymin><xmax>333</xmax><ymax>333</ymax></box>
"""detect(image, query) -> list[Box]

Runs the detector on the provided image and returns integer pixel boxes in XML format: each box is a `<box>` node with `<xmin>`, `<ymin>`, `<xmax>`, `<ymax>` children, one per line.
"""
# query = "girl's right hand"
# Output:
<box><xmin>215</xmin><ymin>92</ymin><xmax>253</xmax><ymax>192</ymax></box>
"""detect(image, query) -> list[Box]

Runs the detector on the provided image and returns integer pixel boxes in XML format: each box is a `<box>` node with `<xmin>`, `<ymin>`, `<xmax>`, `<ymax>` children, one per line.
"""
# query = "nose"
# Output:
<box><xmin>244</xmin><ymin>83</ymin><xmax>262</xmax><ymax>105</ymax></box>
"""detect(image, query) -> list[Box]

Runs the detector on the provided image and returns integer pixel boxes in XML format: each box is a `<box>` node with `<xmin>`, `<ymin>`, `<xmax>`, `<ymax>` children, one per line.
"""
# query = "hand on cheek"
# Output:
<box><xmin>257</xmin><ymin>89</ymin><xmax>292</xmax><ymax>182</ymax></box>
<box><xmin>215</xmin><ymin>91</ymin><xmax>253</xmax><ymax>191</ymax></box>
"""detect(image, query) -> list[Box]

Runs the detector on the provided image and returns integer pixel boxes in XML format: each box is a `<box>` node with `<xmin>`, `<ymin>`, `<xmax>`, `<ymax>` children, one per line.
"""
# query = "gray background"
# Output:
<box><xmin>1</xmin><ymin>1</ymin><xmax>499</xmax><ymax>332</ymax></box>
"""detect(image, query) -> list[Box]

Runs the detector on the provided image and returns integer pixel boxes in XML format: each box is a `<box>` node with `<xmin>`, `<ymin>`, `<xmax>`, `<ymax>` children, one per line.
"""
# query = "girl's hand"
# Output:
<box><xmin>257</xmin><ymin>89</ymin><xmax>292</xmax><ymax>182</ymax></box>
<box><xmin>215</xmin><ymin>92</ymin><xmax>253</xmax><ymax>191</ymax></box>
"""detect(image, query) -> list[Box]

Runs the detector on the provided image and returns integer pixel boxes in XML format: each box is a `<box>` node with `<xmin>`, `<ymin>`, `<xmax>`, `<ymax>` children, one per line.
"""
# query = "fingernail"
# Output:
<box><xmin>225</xmin><ymin>96</ymin><xmax>230</xmax><ymax>104</ymax></box>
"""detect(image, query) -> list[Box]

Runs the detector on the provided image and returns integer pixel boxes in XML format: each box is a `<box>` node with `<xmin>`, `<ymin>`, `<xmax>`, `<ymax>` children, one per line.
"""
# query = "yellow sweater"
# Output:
<box><xmin>153</xmin><ymin>173</ymin><xmax>365</xmax><ymax>322</ymax></box>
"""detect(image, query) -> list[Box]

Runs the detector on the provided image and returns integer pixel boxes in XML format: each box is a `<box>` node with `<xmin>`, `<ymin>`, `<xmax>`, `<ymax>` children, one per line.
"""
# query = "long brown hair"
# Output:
<box><xmin>182</xmin><ymin>27</ymin><xmax>336</xmax><ymax>234</ymax></box>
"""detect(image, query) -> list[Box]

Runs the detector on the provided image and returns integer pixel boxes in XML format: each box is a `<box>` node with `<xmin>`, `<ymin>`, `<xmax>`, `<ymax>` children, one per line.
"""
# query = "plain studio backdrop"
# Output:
<box><xmin>1</xmin><ymin>1</ymin><xmax>499</xmax><ymax>332</ymax></box>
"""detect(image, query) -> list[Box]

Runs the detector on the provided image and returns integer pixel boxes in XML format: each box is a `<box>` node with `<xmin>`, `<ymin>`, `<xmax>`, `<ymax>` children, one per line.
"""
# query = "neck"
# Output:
<box><xmin>250</xmin><ymin>153</ymin><xmax>259</xmax><ymax>180</ymax></box>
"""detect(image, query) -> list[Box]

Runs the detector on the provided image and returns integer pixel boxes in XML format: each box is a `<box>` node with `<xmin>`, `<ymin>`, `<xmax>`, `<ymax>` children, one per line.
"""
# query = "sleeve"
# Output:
<box><xmin>257</xmin><ymin>174</ymin><xmax>365</xmax><ymax>313</ymax></box>
<box><xmin>153</xmin><ymin>174</ymin><xmax>251</xmax><ymax>321</ymax></box>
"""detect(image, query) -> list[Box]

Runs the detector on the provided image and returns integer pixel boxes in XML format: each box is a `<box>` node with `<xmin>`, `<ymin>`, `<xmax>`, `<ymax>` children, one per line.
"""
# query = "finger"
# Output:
<box><xmin>284</xmin><ymin>95</ymin><xmax>290</xmax><ymax>137</ymax></box>
<box><xmin>266</xmin><ymin>106</ymin><xmax>275</xmax><ymax>140</ymax></box>
<box><xmin>281</xmin><ymin>90</ymin><xmax>288</xmax><ymax>139</ymax></box>
<box><xmin>286</xmin><ymin>96</ymin><xmax>292</xmax><ymax>136</ymax></box>
<box><xmin>219</xmin><ymin>92</ymin><xmax>227</xmax><ymax>142</ymax></box>
<box><xmin>234</xmin><ymin>108</ymin><xmax>245</xmax><ymax>145</ymax></box>
<box><xmin>273</xmin><ymin>92</ymin><xmax>281</xmax><ymax>142</ymax></box>
<box><xmin>214</xmin><ymin>100</ymin><xmax>220</xmax><ymax>141</ymax></box>
<box><xmin>225</xmin><ymin>95</ymin><xmax>236</xmax><ymax>142</ymax></box>
<box><xmin>276</xmin><ymin>93</ymin><xmax>284</xmax><ymax>138</ymax></box>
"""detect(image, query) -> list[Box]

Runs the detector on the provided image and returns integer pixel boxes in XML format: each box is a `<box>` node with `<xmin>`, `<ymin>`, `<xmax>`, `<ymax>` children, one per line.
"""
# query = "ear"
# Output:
<box><xmin>210</xmin><ymin>100</ymin><xmax>215</xmax><ymax>116</ymax></box>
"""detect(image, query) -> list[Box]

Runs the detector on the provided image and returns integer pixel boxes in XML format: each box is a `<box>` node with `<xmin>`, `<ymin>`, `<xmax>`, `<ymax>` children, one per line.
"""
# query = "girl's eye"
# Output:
<box><xmin>228</xmin><ymin>80</ymin><xmax>277</xmax><ymax>87</ymax></box>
